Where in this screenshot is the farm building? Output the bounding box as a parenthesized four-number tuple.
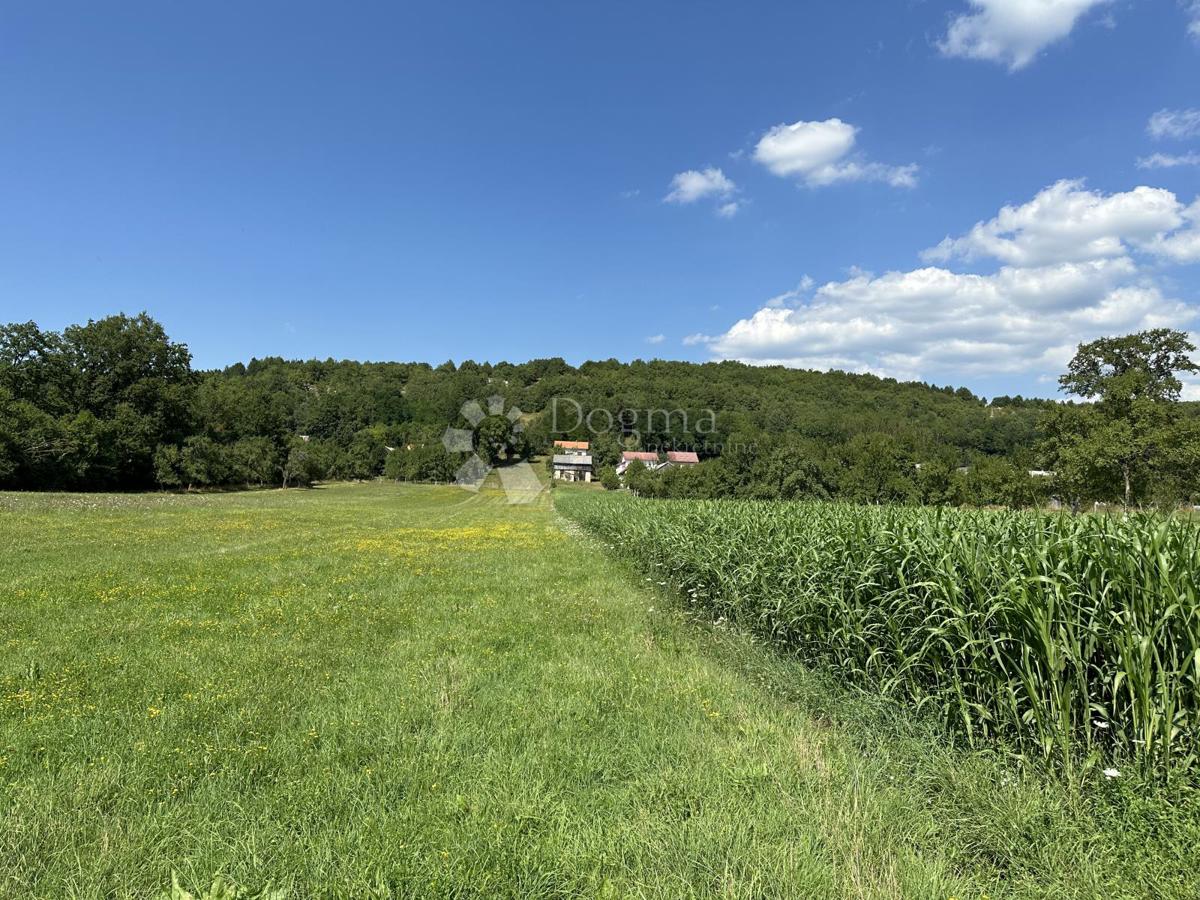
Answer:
(616, 451, 663, 476)
(664, 450, 700, 467)
(553, 453, 593, 482)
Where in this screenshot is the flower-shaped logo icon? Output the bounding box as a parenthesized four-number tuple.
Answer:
(441, 396, 543, 503)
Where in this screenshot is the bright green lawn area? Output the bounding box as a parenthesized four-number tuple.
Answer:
(1, 482, 1195, 898)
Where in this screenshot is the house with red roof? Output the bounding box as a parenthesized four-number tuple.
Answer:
(664, 450, 700, 467)
(553, 440, 590, 455)
(615, 450, 663, 476)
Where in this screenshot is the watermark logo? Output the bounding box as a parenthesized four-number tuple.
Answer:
(549, 397, 718, 448)
(441, 396, 544, 503)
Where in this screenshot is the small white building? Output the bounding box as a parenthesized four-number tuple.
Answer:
(616, 451, 663, 476)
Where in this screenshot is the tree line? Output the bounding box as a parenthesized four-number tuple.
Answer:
(1, 314, 1196, 508)
(606, 330, 1200, 510)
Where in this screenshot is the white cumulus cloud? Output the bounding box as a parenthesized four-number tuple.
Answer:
(664, 167, 736, 204)
(693, 180, 1200, 385)
(753, 118, 917, 188)
(922, 180, 1194, 266)
(939, 0, 1110, 71)
(701, 263, 1191, 382)
(1147, 199, 1200, 263)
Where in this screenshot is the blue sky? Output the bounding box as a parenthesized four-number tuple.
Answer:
(2, 0, 1199, 397)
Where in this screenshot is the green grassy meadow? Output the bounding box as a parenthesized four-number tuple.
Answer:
(1, 482, 1197, 898)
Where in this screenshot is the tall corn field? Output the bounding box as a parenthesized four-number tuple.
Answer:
(559, 493, 1200, 777)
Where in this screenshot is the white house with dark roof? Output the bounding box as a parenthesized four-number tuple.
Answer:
(553, 453, 593, 482)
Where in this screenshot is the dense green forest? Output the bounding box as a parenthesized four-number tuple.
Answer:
(1, 314, 1196, 507)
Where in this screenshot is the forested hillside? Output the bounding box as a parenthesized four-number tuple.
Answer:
(0, 314, 1050, 495)
(5, 314, 1196, 506)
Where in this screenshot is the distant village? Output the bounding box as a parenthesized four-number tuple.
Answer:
(548, 440, 1080, 507)
(553, 439, 1054, 487)
(551, 440, 698, 483)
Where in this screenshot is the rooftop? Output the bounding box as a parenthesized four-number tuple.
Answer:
(553, 454, 593, 466)
(553, 440, 590, 450)
(666, 451, 700, 464)
(622, 451, 660, 462)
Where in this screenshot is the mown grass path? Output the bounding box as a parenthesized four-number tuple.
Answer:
(0, 483, 1193, 898)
